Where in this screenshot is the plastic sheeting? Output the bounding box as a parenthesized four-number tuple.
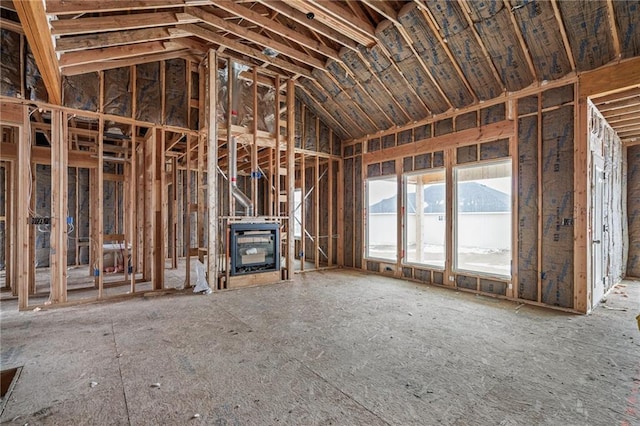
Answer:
(64, 73, 98, 111)
(558, 0, 615, 71)
(469, 5, 534, 91)
(510, 0, 572, 81)
(103, 67, 132, 118)
(627, 145, 640, 277)
(26, 48, 47, 102)
(1, 29, 21, 97)
(165, 59, 188, 127)
(136, 62, 161, 124)
(541, 105, 574, 308)
(613, 0, 640, 58)
(0, 165, 5, 269)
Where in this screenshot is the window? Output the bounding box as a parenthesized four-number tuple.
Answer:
(366, 177, 397, 261)
(454, 160, 512, 277)
(405, 170, 446, 268)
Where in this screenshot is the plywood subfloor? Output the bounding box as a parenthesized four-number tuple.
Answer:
(0, 270, 638, 425)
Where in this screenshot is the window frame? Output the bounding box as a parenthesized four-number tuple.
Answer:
(364, 175, 399, 262)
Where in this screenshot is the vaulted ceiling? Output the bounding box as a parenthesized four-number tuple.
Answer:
(3, 0, 640, 142)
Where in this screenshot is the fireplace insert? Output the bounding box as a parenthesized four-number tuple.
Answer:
(229, 223, 280, 276)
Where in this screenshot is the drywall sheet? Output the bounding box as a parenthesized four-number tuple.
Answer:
(517, 115, 538, 301)
(1, 29, 20, 97)
(558, 0, 615, 71)
(103, 67, 132, 118)
(510, 0, 572, 81)
(395, 6, 474, 108)
(136, 62, 161, 124)
(627, 145, 640, 277)
(26, 48, 47, 102)
(471, 7, 534, 91)
(165, 59, 188, 128)
(541, 105, 574, 308)
(354, 156, 363, 269)
(344, 157, 354, 267)
(63, 74, 98, 111)
(613, 0, 640, 58)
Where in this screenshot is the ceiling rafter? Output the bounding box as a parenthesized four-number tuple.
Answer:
(14, 0, 61, 104)
(50, 11, 198, 36)
(304, 79, 369, 136)
(186, 6, 325, 70)
(59, 40, 186, 68)
(502, 0, 538, 81)
(352, 50, 412, 124)
(458, 1, 505, 95)
(296, 86, 351, 138)
(413, 1, 478, 104)
(213, 1, 340, 62)
(178, 23, 312, 78)
(606, 0, 622, 59)
(287, 0, 376, 47)
(550, 0, 576, 72)
(256, 0, 359, 52)
(61, 49, 195, 76)
(320, 66, 387, 130)
(45, 0, 211, 15)
(55, 27, 190, 53)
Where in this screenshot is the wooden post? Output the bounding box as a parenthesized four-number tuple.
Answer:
(328, 159, 333, 266)
(50, 109, 68, 303)
(574, 84, 589, 312)
(396, 157, 402, 274)
(130, 133, 137, 292)
(143, 130, 153, 282)
(184, 135, 191, 288)
(286, 79, 295, 280)
(227, 61, 234, 218)
(97, 117, 104, 298)
(314, 155, 319, 269)
(337, 158, 344, 267)
(251, 67, 259, 216)
(300, 152, 305, 271)
(153, 128, 165, 290)
(171, 155, 178, 269)
(207, 50, 218, 289)
(415, 174, 424, 264)
(17, 106, 31, 309)
(445, 147, 455, 287)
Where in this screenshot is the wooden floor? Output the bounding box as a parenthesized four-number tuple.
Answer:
(0, 269, 638, 425)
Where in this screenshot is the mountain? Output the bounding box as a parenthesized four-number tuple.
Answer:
(369, 182, 510, 213)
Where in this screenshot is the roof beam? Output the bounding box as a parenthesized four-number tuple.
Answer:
(55, 27, 190, 53)
(61, 49, 194, 76)
(287, 0, 376, 47)
(256, 1, 359, 51)
(502, 0, 538, 80)
(59, 40, 186, 68)
(45, 0, 211, 15)
(550, 0, 576, 72)
(178, 23, 313, 78)
(50, 11, 198, 36)
(213, 1, 340, 62)
(606, 0, 622, 59)
(186, 6, 325, 70)
(14, 0, 61, 104)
